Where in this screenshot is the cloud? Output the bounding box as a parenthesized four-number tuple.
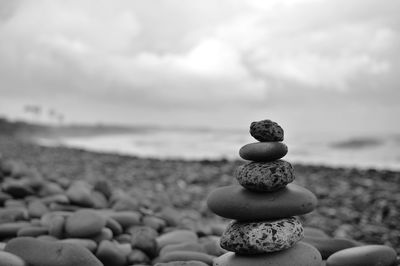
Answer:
(0, 0, 399, 126)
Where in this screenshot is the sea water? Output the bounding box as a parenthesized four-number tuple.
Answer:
(37, 127, 400, 171)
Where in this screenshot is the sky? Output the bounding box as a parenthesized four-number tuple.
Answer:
(0, 0, 399, 134)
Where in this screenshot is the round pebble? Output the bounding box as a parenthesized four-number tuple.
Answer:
(156, 251, 214, 265)
(236, 160, 295, 192)
(239, 142, 288, 162)
(220, 217, 304, 254)
(250, 119, 284, 142)
(59, 238, 97, 252)
(326, 245, 397, 266)
(5, 237, 102, 266)
(65, 209, 106, 238)
(96, 240, 127, 266)
(157, 230, 198, 249)
(128, 249, 150, 265)
(207, 184, 317, 221)
(214, 242, 322, 266)
(302, 236, 360, 259)
(130, 226, 158, 258)
(0, 250, 26, 266)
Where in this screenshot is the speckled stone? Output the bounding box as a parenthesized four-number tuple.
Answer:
(250, 119, 284, 142)
(220, 217, 304, 254)
(207, 184, 317, 221)
(239, 142, 288, 162)
(214, 242, 322, 266)
(236, 160, 294, 192)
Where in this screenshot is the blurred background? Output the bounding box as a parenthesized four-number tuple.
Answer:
(1, 0, 399, 169)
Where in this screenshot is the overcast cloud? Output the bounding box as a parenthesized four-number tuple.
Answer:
(0, 0, 399, 131)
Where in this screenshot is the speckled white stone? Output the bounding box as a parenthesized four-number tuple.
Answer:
(220, 217, 304, 254)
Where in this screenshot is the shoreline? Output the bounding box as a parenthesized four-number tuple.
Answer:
(0, 136, 399, 255)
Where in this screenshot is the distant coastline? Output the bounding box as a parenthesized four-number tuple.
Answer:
(2, 117, 400, 171)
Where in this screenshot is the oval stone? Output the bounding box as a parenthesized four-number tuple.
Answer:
(207, 184, 317, 221)
(302, 237, 360, 259)
(214, 242, 322, 266)
(156, 230, 198, 249)
(5, 237, 102, 266)
(239, 142, 288, 162)
(0, 250, 26, 266)
(220, 217, 303, 254)
(156, 251, 215, 265)
(326, 245, 397, 266)
(235, 160, 295, 192)
(65, 209, 106, 238)
(250, 119, 284, 142)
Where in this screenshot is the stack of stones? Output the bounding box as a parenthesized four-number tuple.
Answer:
(207, 119, 322, 266)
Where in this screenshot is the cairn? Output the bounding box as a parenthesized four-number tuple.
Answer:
(208, 119, 322, 265)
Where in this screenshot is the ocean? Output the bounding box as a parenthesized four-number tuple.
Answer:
(37, 127, 400, 171)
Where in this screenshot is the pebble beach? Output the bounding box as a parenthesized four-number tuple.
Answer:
(0, 136, 399, 265)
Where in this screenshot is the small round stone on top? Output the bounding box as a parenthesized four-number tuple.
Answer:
(220, 217, 304, 254)
(236, 160, 294, 192)
(250, 119, 284, 142)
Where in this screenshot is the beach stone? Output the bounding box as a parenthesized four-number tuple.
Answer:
(304, 227, 330, 238)
(17, 226, 48, 237)
(5, 237, 102, 266)
(128, 249, 151, 265)
(59, 238, 97, 252)
(105, 217, 123, 236)
(2, 180, 34, 198)
(41, 194, 70, 205)
(143, 215, 167, 232)
(0, 208, 27, 223)
(27, 200, 49, 218)
(129, 226, 158, 258)
(39, 182, 64, 196)
(236, 160, 295, 192)
(239, 142, 288, 162)
(250, 119, 284, 142)
(48, 203, 81, 212)
(220, 217, 304, 254)
(66, 181, 94, 207)
(107, 211, 141, 229)
(0, 250, 26, 266)
(214, 242, 322, 266)
(96, 240, 127, 266)
(155, 262, 208, 266)
(48, 214, 65, 238)
(326, 245, 397, 266)
(115, 233, 131, 243)
(93, 179, 113, 199)
(158, 207, 181, 227)
(112, 196, 140, 212)
(91, 191, 109, 209)
(0, 222, 30, 238)
(199, 236, 227, 256)
(4, 200, 25, 208)
(302, 236, 360, 259)
(0, 192, 12, 205)
(157, 230, 199, 249)
(160, 242, 206, 256)
(91, 227, 113, 243)
(40, 211, 72, 226)
(156, 251, 215, 265)
(65, 209, 106, 238)
(207, 184, 317, 221)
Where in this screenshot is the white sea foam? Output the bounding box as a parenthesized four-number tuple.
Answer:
(36, 128, 400, 171)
